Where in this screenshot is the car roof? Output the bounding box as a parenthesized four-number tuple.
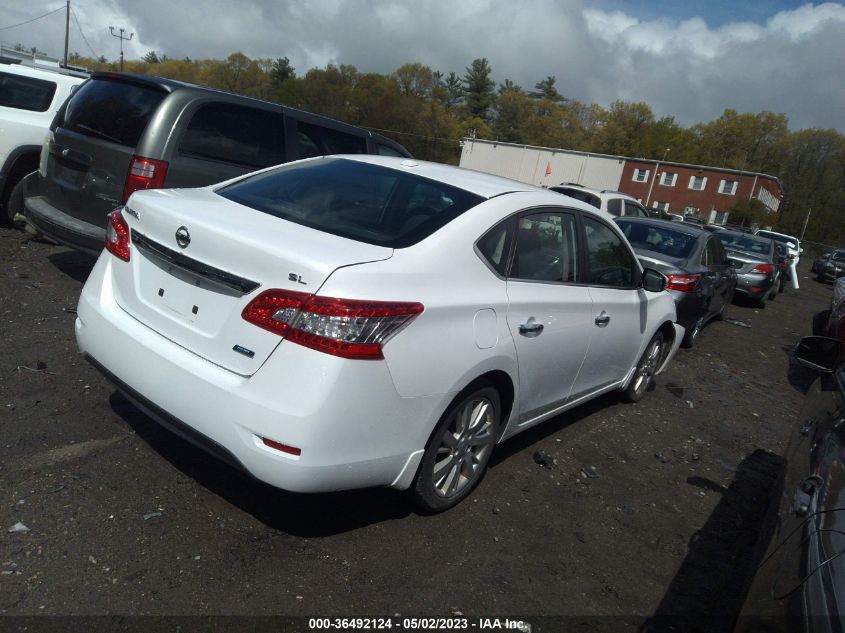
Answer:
(1, 59, 87, 83)
(615, 215, 706, 236)
(554, 183, 637, 201)
(756, 229, 799, 241)
(339, 155, 541, 199)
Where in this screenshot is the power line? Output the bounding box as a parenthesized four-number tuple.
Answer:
(363, 126, 461, 145)
(0, 6, 64, 31)
(69, 5, 99, 59)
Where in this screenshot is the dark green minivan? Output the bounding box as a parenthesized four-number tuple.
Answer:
(23, 72, 411, 253)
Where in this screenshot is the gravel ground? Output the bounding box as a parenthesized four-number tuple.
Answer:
(0, 228, 831, 630)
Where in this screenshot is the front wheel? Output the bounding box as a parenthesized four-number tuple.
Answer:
(412, 384, 501, 513)
(623, 332, 664, 403)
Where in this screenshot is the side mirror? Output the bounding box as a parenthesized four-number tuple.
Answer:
(641, 268, 667, 292)
(794, 336, 843, 373)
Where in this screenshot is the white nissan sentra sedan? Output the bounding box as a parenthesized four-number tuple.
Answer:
(76, 155, 684, 512)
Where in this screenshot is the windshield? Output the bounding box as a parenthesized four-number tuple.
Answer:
(717, 232, 772, 255)
(217, 158, 485, 248)
(617, 220, 697, 259)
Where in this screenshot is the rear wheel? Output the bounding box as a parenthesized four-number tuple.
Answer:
(4, 177, 26, 229)
(412, 384, 501, 513)
(623, 332, 664, 403)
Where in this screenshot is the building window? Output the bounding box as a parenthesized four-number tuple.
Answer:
(684, 206, 698, 215)
(632, 168, 649, 182)
(659, 172, 677, 186)
(688, 175, 708, 191)
(757, 186, 780, 212)
(653, 201, 669, 211)
(718, 179, 738, 195)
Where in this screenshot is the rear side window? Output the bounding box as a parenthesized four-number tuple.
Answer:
(606, 198, 623, 216)
(217, 157, 484, 248)
(511, 212, 579, 283)
(179, 103, 286, 168)
(297, 122, 366, 158)
(59, 79, 165, 147)
(0, 72, 56, 112)
(477, 221, 513, 277)
(377, 143, 406, 157)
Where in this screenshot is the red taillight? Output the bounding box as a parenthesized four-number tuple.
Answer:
(242, 289, 424, 360)
(122, 155, 169, 203)
(666, 273, 700, 292)
(104, 208, 130, 261)
(261, 437, 301, 457)
(752, 264, 774, 274)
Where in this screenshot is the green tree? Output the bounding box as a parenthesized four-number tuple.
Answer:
(143, 51, 160, 64)
(462, 58, 495, 121)
(532, 76, 563, 103)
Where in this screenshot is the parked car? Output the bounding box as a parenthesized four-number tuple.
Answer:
(737, 335, 845, 632)
(812, 277, 845, 343)
(23, 72, 410, 254)
(549, 183, 648, 220)
(811, 252, 832, 274)
(616, 217, 736, 347)
(75, 156, 683, 512)
(715, 230, 780, 307)
(816, 249, 845, 284)
(0, 58, 86, 226)
(755, 229, 801, 268)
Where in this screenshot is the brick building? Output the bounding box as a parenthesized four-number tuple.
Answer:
(620, 159, 783, 222)
(459, 139, 783, 224)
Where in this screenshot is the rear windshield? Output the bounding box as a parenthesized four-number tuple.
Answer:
(617, 220, 697, 259)
(0, 71, 56, 112)
(551, 187, 600, 209)
(717, 232, 771, 255)
(217, 158, 485, 248)
(756, 230, 797, 249)
(58, 78, 166, 147)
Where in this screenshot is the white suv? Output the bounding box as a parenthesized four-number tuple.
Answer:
(0, 60, 86, 226)
(550, 183, 649, 220)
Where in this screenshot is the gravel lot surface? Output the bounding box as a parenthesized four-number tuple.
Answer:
(0, 228, 830, 628)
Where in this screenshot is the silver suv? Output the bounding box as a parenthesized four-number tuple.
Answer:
(23, 72, 411, 253)
(550, 183, 649, 220)
(0, 59, 86, 225)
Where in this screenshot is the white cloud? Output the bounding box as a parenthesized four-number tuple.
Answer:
(1, 1, 843, 131)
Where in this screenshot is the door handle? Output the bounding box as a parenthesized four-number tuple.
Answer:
(518, 318, 544, 337)
(595, 312, 611, 327)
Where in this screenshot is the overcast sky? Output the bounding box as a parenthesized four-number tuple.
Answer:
(2, 1, 843, 132)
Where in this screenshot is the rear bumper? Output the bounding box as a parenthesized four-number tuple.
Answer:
(735, 273, 774, 299)
(23, 179, 105, 254)
(76, 253, 448, 493)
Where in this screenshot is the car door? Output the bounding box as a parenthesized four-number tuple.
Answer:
(701, 236, 730, 317)
(504, 209, 593, 424)
(571, 215, 645, 397)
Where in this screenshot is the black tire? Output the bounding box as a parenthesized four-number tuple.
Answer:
(812, 310, 831, 336)
(623, 332, 664, 403)
(681, 316, 703, 348)
(4, 177, 26, 229)
(412, 384, 501, 513)
(757, 293, 767, 309)
(778, 275, 786, 293)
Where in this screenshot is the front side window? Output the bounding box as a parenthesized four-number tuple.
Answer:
(584, 217, 636, 287)
(0, 72, 57, 112)
(179, 102, 286, 168)
(688, 175, 708, 191)
(510, 211, 579, 283)
(217, 157, 483, 248)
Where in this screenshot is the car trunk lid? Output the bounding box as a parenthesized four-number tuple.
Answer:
(110, 187, 394, 376)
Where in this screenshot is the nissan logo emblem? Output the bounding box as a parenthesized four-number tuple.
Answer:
(175, 226, 191, 248)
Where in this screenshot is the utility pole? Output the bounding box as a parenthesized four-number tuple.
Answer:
(63, 0, 69, 68)
(109, 26, 133, 71)
(800, 207, 812, 241)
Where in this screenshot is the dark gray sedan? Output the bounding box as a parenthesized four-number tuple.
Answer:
(616, 217, 736, 347)
(715, 231, 779, 308)
(817, 249, 845, 283)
